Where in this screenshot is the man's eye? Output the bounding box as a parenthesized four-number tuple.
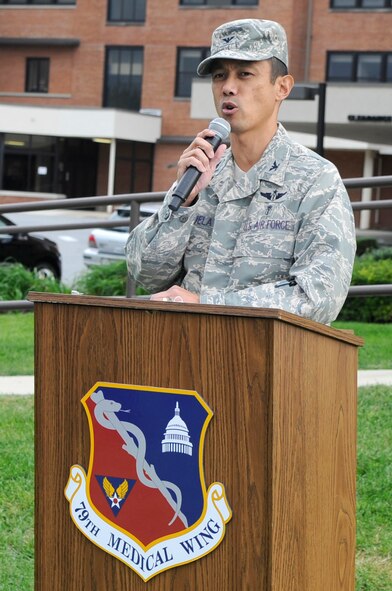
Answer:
(240, 71, 252, 77)
(212, 72, 224, 80)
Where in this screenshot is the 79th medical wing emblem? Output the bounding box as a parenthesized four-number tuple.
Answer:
(64, 383, 232, 581)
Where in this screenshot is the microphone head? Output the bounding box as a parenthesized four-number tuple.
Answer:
(208, 117, 231, 141)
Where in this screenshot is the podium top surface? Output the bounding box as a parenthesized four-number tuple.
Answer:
(28, 291, 363, 347)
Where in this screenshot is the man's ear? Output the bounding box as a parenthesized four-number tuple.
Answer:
(276, 74, 295, 101)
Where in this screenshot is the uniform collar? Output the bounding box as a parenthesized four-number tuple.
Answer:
(210, 123, 292, 203)
(252, 123, 291, 187)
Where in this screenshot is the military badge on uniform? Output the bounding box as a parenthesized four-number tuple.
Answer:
(65, 383, 231, 581)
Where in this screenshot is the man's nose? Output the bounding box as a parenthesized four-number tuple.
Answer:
(222, 75, 237, 95)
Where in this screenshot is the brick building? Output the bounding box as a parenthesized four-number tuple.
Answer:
(0, 0, 391, 227)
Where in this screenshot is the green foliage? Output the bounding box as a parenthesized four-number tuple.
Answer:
(356, 385, 392, 589)
(0, 260, 147, 301)
(0, 312, 34, 375)
(356, 560, 392, 591)
(0, 396, 34, 591)
(332, 321, 392, 369)
(356, 238, 379, 257)
(0, 262, 70, 301)
(352, 256, 392, 285)
(360, 246, 392, 262)
(338, 248, 392, 323)
(74, 261, 128, 296)
(73, 261, 148, 296)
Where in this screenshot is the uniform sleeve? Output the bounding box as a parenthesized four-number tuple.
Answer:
(200, 169, 356, 325)
(125, 187, 198, 293)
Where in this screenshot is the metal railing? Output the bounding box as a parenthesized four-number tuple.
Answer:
(0, 175, 391, 311)
(0, 192, 166, 235)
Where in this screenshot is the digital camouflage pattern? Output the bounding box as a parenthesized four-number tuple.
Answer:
(197, 19, 289, 76)
(126, 124, 356, 325)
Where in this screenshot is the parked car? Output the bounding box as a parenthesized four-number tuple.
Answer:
(83, 202, 161, 267)
(0, 214, 62, 279)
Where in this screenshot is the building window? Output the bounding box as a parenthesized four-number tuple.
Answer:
(104, 46, 143, 111)
(108, 0, 146, 23)
(25, 58, 50, 93)
(176, 47, 209, 98)
(1, 135, 100, 197)
(114, 140, 154, 194)
(357, 53, 383, 81)
(0, 0, 75, 4)
(2, 134, 56, 192)
(327, 52, 392, 82)
(180, 0, 257, 5)
(330, 0, 391, 8)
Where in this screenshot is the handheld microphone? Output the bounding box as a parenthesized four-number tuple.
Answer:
(168, 118, 231, 212)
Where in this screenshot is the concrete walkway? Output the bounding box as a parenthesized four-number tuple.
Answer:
(357, 370, 392, 387)
(0, 375, 35, 395)
(1, 371, 392, 395)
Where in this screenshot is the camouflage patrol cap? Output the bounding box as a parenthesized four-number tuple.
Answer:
(197, 19, 289, 76)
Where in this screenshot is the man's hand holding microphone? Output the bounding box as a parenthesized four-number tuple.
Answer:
(150, 118, 230, 303)
(168, 118, 230, 211)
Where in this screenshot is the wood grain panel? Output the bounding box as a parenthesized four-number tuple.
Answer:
(270, 323, 357, 591)
(32, 295, 360, 591)
(34, 302, 272, 591)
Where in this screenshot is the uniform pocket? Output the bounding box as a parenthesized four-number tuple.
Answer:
(233, 229, 295, 260)
(230, 231, 296, 286)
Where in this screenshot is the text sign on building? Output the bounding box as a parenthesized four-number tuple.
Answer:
(348, 115, 392, 122)
(65, 382, 231, 581)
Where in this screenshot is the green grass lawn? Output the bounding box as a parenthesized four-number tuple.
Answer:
(355, 385, 392, 590)
(0, 313, 34, 375)
(0, 396, 34, 591)
(333, 321, 392, 370)
(0, 313, 391, 375)
(0, 386, 391, 590)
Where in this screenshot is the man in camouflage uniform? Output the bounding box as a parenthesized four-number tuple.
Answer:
(126, 19, 356, 325)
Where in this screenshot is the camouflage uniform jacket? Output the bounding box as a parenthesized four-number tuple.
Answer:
(126, 124, 356, 324)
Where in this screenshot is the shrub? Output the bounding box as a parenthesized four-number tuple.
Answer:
(356, 237, 379, 257)
(338, 250, 392, 323)
(360, 246, 392, 262)
(73, 261, 149, 297)
(0, 262, 70, 301)
(74, 261, 128, 296)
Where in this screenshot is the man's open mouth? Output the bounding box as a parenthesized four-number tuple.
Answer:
(222, 102, 238, 114)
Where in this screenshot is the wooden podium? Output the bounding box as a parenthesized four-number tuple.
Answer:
(29, 293, 362, 591)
